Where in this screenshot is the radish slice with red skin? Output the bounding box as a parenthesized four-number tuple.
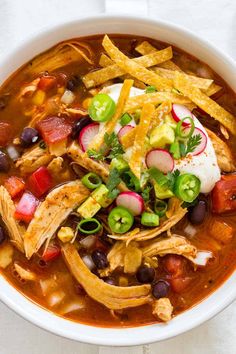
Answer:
(78, 123, 99, 152)
(118, 125, 134, 141)
(172, 104, 193, 126)
(116, 191, 144, 216)
(183, 127, 207, 156)
(146, 149, 174, 173)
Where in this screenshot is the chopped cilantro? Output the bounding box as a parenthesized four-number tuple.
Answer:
(141, 185, 152, 202)
(145, 85, 157, 93)
(104, 132, 124, 159)
(87, 148, 105, 161)
(149, 167, 180, 191)
(186, 134, 202, 155)
(106, 168, 121, 199)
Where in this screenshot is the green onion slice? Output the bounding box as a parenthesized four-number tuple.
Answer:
(120, 113, 132, 126)
(81, 172, 102, 189)
(77, 218, 102, 234)
(176, 117, 195, 139)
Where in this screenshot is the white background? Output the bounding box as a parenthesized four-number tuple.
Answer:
(0, 0, 235, 353)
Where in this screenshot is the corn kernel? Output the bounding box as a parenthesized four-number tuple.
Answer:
(82, 97, 92, 110)
(118, 276, 129, 287)
(32, 90, 46, 106)
(57, 227, 74, 243)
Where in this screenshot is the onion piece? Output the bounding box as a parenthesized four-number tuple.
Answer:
(0, 243, 13, 269)
(61, 90, 75, 105)
(47, 290, 66, 307)
(82, 255, 95, 270)
(184, 224, 197, 238)
(60, 298, 86, 314)
(192, 251, 213, 266)
(146, 149, 174, 173)
(14, 262, 36, 281)
(116, 191, 144, 216)
(6, 145, 20, 161)
(80, 235, 96, 249)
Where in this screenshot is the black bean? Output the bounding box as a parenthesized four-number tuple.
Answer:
(91, 249, 108, 269)
(188, 200, 207, 225)
(66, 76, 81, 91)
(0, 226, 6, 244)
(20, 127, 39, 147)
(136, 265, 155, 284)
(0, 151, 10, 172)
(152, 280, 170, 299)
(71, 116, 92, 139)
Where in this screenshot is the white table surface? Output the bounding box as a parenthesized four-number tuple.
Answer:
(0, 0, 235, 353)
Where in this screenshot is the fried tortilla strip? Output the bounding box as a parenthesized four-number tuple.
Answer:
(62, 243, 151, 310)
(102, 35, 172, 91)
(16, 144, 53, 175)
(108, 206, 187, 242)
(124, 91, 190, 112)
(206, 128, 235, 172)
(87, 79, 133, 152)
(83, 46, 172, 88)
(121, 101, 172, 149)
(0, 186, 25, 252)
(135, 41, 182, 71)
(24, 181, 90, 259)
(129, 103, 154, 178)
(142, 235, 197, 262)
(152, 298, 173, 322)
(174, 72, 236, 135)
(203, 83, 222, 97)
(152, 67, 213, 90)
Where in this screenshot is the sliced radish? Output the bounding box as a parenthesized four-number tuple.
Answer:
(146, 149, 174, 173)
(116, 191, 144, 216)
(118, 125, 134, 141)
(78, 123, 99, 151)
(172, 104, 193, 126)
(183, 127, 207, 156)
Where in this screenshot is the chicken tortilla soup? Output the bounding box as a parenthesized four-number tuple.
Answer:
(0, 34, 235, 327)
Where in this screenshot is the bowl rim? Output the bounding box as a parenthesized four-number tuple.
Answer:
(0, 13, 236, 346)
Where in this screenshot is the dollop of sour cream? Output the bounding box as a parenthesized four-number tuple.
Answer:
(102, 83, 221, 194)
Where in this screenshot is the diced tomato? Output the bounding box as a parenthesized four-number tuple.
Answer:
(4, 176, 25, 198)
(169, 277, 192, 293)
(163, 254, 185, 277)
(42, 243, 61, 262)
(0, 122, 11, 146)
(28, 166, 52, 197)
(211, 174, 236, 214)
(37, 116, 72, 144)
(15, 192, 39, 223)
(38, 76, 57, 91)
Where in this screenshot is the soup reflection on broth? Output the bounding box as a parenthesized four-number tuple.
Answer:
(0, 34, 235, 327)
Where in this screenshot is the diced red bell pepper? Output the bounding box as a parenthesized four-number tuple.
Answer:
(0, 122, 11, 146)
(42, 243, 61, 262)
(37, 116, 72, 144)
(38, 75, 57, 91)
(211, 174, 236, 214)
(28, 166, 52, 197)
(4, 176, 25, 198)
(15, 192, 39, 223)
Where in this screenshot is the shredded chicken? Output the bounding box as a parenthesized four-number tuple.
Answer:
(101, 241, 142, 276)
(206, 128, 235, 172)
(0, 186, 25, 252)
(16, 144, 53, 175)
(14, 262, 37, 281)
(141, 235, 197, 262)
(62, 243, 151, 310)
(152, 298, 173, 322)
(47, 157, 70, 182)
(108, 206, 187, 243)
(19, 78, 40, 100)
(24, 180, 89, 259)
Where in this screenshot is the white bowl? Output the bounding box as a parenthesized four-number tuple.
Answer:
(0, 15, 235, 346)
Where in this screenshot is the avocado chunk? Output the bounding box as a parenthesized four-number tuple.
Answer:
(77, 196, 101, 218)
(150, 123, 175, 148)
(91, 184, 113, 208)
(110, 157, 129, 174)
(154, 181, 174, 199)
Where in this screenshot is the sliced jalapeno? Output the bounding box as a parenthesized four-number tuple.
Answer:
(154, 199, 168, 217)
(174, 173, 201, 202)
(108, 206, 134, 234)
(176, 117, 195, 139)
(77, 218, 102, 234)
(88, 93, 116, 122)
(81, 172, 102, 189)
